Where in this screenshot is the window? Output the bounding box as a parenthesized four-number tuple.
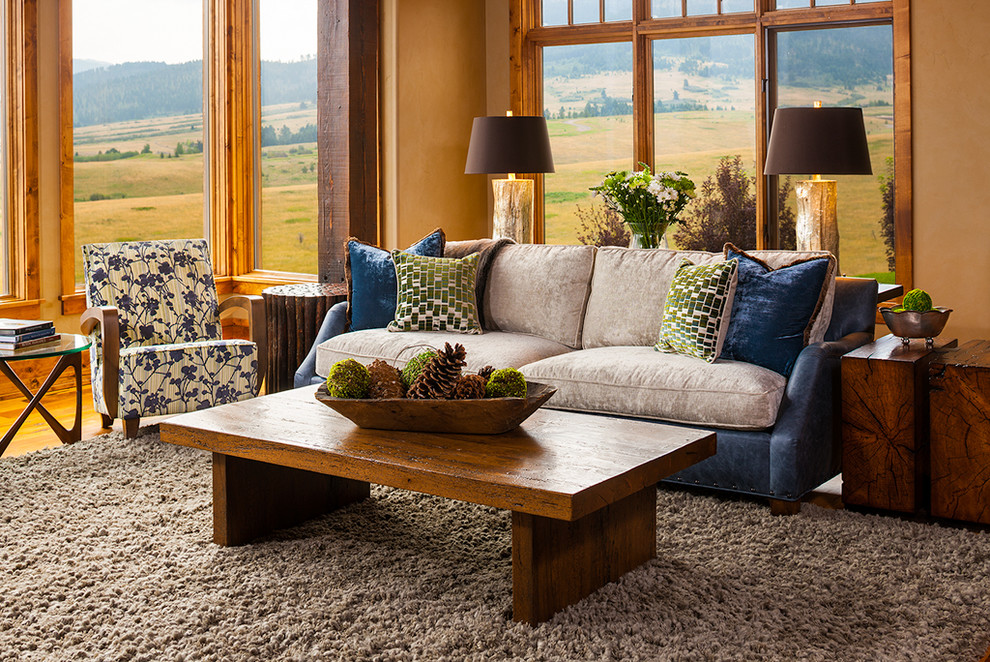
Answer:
(774, 24, 894, 280)
(517, 0, 910, 283)
(257, 0, 318, 274)
(70, 0, 206, 286)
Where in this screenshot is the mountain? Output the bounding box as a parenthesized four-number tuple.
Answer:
(72, 59, 317, 127)
(73, 58, 113, 74)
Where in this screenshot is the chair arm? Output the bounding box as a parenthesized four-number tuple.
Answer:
(80, 306, 120, 419)
(219, 295, 267, 389)
(769, 330, 873, 499)
(294, 300, 349, 388)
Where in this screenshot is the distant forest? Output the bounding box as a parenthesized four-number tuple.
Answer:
(73, 58, 316, 127)
(543, 28, 892, 88)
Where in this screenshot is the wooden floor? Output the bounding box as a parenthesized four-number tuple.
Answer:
(1, 380, 111, 456)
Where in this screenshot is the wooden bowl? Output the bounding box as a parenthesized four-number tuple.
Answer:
(314, 381, 557, 435)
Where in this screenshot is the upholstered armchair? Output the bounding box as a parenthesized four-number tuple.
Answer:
(80, 239, 266, 438)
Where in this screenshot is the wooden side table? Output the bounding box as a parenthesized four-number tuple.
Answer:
(0, 334, 92, 457)
(840, 334, 956, 512)
(262, 283, 347, 393)
(929, 340, 990, 524)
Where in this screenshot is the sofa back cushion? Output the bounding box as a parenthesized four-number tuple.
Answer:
(483, 244, 596, 349)
(582, 247, 721, 348)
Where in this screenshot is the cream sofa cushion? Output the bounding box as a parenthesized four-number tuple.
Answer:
(483, 244, 596, 349)
(582, 247, 723, 348)
(521, 346, 787, 430)
(581, 246, 836, 348)
(315, 328, 574, 378)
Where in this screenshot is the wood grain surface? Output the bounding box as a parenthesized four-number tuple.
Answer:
(161, 385, 716, 523)
(929, 340, 990, 524)
(841, 334, 956, 512)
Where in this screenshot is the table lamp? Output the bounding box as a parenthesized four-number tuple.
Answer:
(465, 113, 554, 243)
(764, 104, 872, 266)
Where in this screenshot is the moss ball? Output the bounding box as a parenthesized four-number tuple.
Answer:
(401, 350, 438, 388)
(485, 368, 527, 398)
(326, 358, 371, 398)
(902, 288, 933, 312)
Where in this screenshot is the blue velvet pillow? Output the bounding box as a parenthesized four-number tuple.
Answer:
(344, 229, 445, 330)
(721, 245, 831, 376)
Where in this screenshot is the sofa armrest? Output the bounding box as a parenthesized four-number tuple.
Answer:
(768, 330, 873, 499)
(80, 306, 120, 418)
(219, 294, 267, 389)
(293, 300, 349, 388)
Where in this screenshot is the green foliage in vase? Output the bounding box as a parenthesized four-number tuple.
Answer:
(589, 164, 695, 249)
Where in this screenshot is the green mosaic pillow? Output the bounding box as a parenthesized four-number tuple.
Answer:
(388, 251, 483, 334)
(655, 258, 738, 362)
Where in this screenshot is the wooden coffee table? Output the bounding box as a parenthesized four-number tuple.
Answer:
(160, 385, 715, 624)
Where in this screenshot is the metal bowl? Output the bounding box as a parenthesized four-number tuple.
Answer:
(880, 306, 952, 347)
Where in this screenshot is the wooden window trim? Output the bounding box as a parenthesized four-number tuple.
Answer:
(2, 0, 41, 318)
(512, 0, 912, 286)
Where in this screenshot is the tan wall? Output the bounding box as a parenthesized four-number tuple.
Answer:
(912, 0, 990, 342)
(382, 0, 496, 249)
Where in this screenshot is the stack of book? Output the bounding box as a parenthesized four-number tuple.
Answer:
(0, 319, 61, 352)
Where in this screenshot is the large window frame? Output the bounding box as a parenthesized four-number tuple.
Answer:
(511, 0, 913, 286)
(0, 0, 40, 318)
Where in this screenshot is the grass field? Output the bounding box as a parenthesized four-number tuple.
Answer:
(73, 104, 319, 281)
(544, 108, 894, 279)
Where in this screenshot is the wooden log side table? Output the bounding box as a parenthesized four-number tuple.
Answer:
(0, 334, 92, 457)
(840, 334, 957, 513)
(929, 340, 990, 524)
(262, 283, 347, 393)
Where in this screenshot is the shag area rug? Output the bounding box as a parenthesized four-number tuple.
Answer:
(1, 430, 989, 662)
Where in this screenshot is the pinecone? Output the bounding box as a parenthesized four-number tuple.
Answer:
(450, 374, 486, 400)
(407, 342, 467, 399)
(477, 365, 495, 381)
(367, 359, 405, 399)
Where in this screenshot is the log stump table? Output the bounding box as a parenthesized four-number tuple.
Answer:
(840, 334, 957, 513)
(262, 283, 347, 393)
(929, 340, 990, 525)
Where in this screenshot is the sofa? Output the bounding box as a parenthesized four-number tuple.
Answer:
(295, 239, 878, 511)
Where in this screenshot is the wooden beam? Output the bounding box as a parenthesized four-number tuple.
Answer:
(318, 0, 380, 283)
(892, 0, 912, 289)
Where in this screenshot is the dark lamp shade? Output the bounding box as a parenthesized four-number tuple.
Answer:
(464, 116, 555, 175)
(764, 107, 872, 176)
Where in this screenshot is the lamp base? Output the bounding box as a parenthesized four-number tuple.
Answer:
(795, 179, 838, 264)
(492, 179, 533, 244)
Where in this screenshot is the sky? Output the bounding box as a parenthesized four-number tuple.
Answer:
(73, 0, 316, 65)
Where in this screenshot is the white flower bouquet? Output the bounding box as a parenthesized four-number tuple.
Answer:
(590, 165, 695, 249)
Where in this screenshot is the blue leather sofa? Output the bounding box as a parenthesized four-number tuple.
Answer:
(295, 241, 877, 512)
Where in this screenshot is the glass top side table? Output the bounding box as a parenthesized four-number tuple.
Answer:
(1, 334, 92, 457)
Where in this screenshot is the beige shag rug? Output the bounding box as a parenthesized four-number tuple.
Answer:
(1, 429, 988, 661)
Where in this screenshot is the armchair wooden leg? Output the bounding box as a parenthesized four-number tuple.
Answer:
(100, 413, 114, 429)
(770, 498, 802, 516)
(123, 418, 140, 439)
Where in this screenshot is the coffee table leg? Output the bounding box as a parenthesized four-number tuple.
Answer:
(212, 453, 370, 546)
(511, 485, 657, 625)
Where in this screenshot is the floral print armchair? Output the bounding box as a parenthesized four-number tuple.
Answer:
(80, 239, 266, 438)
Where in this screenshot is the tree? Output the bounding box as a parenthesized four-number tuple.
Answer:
(141, 143, 151, 154)
(575, 204, 630, 247)
(673, 155, 796, 252)
(878, 157, 895, 271)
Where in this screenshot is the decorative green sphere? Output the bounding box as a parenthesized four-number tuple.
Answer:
(485, 368, 527, 398)
(401, 350, 438, 388)
(902, 288, 933, 312)
(326, 358, 371, 398)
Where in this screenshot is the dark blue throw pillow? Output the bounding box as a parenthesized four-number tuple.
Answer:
(344, 229, 445, 330)
(721, 246, 831, 376)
